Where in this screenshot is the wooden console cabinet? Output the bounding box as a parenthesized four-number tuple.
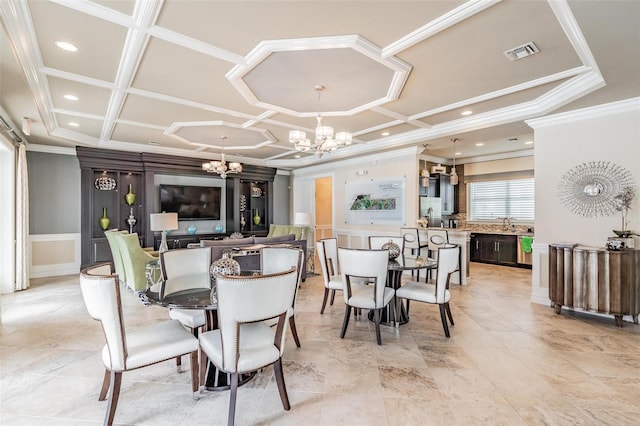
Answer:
(548, 244, 639, 326)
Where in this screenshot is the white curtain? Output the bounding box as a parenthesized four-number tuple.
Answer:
(15, 143, 29, 290)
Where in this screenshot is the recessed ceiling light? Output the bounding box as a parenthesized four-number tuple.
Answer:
(381, 132, 390, 136)
(148, 141, 160, 146)
(55, 41, 78, 52)
(524, 141, 533, 145)
(294, 155, 301, 159)
(455, 152, 461, 156)
(475, 142, 484, 146)
(461, 110, 472, 116)
(64, 94, 78, 101)
(68, 122, 79, 127)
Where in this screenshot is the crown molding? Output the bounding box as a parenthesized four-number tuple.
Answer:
(526, 97, 640, 129)
(26, 144, 76, 156)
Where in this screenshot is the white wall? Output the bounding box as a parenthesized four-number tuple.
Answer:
(293, 147, 420, 247)
(527, 98, 640, 304)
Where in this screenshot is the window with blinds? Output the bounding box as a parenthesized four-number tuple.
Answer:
(469, 178, 534, 221)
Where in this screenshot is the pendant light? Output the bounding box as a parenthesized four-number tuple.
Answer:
(450, 138, 459, 186)
(420, 144, 430, 187)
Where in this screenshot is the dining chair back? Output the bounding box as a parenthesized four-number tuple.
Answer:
(400, 228, 421, 254)
(261, 246, 304, 347)
(316, 238, 344, 314)
(368, 235, 405, 252)
(198, 268, 298, 426)
(337, 248, 393, 345)
(80, 263, 199, 426)
(160, 247, 211, 280)
(427, 229, 449, 253)
(395, 245, 460, 337)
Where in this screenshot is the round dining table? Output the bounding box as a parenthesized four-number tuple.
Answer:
(370, 254, 437, 326)
(143, 272, 255, 391)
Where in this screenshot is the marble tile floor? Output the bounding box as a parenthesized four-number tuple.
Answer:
(1, 262, 639, 425)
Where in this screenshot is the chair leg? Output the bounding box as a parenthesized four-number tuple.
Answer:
(340, 305, 352, 339)
(104, 371, 122, 426)
(289, 315, 301, 348)
(320, 288, 330, 314)
(98, 369, 110, 401)
(439, 304, 450, 338)
(330, 289, 336, 305)
(176, 355, 182, 372)
(445, 302, 454, 326)
(189, 350, 199, 394)
(373, 309, 382, 345)
(228, 372, 239, 426)
(406, 299, 411, 316)
(199, 347, 208, 391)
(273, 358, 291, 411)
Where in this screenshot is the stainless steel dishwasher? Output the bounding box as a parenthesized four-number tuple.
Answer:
(517, 235, 533, 265)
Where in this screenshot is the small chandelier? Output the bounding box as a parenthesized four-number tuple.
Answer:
(202, 137, 242, 179)
(450, 138, 459, 186)
(289, 85, 352, 156)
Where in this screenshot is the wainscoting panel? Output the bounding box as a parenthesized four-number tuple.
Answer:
(30, 233, 81, 278)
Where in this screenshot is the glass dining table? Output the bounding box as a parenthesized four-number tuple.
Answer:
(143, 272, 256, 391)
(371, 254, 437, 326)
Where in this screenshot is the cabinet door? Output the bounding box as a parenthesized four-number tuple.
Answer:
(440, 175, 455, 215)
(496, 235, 517, 265)
(478, 237, 497, 263)
(470, 235, 481, 262)
(419, 177, 438, 197)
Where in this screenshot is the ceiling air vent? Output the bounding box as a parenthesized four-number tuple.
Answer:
(503, 42, 539, 61)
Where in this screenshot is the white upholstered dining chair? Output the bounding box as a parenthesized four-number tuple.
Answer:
(337, 248, 393, 345)
(160, 247, 211, 369)
(395, 245, 460, 337)
(261, 246, 304, 348)
(317, 238, 344, 314)
(80, 263, 199, 426)
(198, 268, 298, 426)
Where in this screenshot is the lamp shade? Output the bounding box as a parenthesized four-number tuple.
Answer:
(150, 212, 178, 231)
(294, 212, 312, 226)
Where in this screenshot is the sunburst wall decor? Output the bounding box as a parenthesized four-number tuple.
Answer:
(558, 161, 634, 217)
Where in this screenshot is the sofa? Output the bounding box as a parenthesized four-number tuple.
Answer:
(200, 234, 308, 281)
(267, 224, 308, 240)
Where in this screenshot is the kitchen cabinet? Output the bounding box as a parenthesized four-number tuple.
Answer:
(417, 174, 456, 214)
(470, 233, 517, 266)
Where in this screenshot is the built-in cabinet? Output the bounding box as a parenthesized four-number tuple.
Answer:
(239, 180, 269, 234)
(418, 174, 456, 214)
(77, 147, 276, 268)
(470, 233, 517, 266)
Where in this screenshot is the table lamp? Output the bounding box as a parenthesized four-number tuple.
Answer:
(294, 212, 312, 242)
(150, 212, 178, 253)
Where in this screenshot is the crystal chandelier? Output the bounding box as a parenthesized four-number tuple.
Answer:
(289, 85, 352, 156)
(202, 137, 242, 178)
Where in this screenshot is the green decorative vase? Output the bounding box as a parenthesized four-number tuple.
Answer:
(253, 209, 261, 225)
(99, 207, 110, 230)
(125, 184, 136, 205)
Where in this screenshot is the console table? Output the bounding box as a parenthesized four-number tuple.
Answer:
(548, 244, 639, 326)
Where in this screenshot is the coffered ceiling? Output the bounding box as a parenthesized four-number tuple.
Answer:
(1, 0, 639, 169)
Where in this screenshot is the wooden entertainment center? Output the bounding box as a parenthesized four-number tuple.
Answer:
(76, 147, 276, 268)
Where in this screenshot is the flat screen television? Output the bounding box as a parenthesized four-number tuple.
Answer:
(159, 184, 221, 220)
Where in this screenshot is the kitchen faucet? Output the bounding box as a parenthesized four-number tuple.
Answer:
(501, 217, 513, 231)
